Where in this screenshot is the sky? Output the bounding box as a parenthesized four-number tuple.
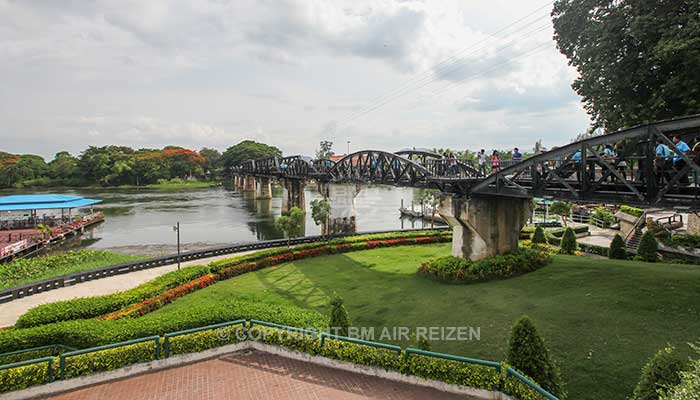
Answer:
(0, 0, 591, 160)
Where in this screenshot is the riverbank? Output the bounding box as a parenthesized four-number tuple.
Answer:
(8, 180, 220, 191)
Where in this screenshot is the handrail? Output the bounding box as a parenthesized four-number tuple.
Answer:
(59, 336, 160, 379)
(0, 357, 54, 382)
(319, 332, 402, 354)
(404, 347, 501, 371)
(506, 367, 559, 400)
(0, 227, 449, 304)
(249, 320, 318, 339)
(163, 320, 246, 358)
(2, 318, 559, 400)
(0, 344, 76, 360)
(624, 211, 647, 244)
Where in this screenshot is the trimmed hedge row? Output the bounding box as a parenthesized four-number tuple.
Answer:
(620, 205, 644, 218)
(417, 248, 552, 284)
(0, 361, 51, 393)
(16, 230, 450, 328)
(63, 341, 157, 380)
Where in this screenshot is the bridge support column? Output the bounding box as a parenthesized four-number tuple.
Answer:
(439, 194, 533, 261)
(321, 183, 360, 236)
(256, 177, 272, 199)
(243, 175, 256, 192)
(281, 179, 305, 215)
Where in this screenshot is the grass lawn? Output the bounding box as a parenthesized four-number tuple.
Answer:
(150, 243, 700, 399)
(0, 250, 143, 290)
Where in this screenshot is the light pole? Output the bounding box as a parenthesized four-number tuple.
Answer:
(347, 140, 350, 155)
(173, 222, 181, 270)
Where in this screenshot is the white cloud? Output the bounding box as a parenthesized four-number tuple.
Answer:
(0, 0, 590, 159)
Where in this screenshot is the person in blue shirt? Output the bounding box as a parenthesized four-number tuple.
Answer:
(655, 139, 672, 185)
(672, 135, 691, 184)
(655, 141, 670, 159)
(512, 148, 522, 161)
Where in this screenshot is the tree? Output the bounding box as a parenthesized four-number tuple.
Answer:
(661, 344, 700, 400)
(552, 1, 700, 131)
(36, 224, 52, 239)
(48, 152, 79, 180)
(275, 206, 305, 247)
(631, 345, 685, 400)
(316, 140, 334, 160)
(560, 227, 577, 255)
(532, 226, 547, 244)
(221, 140, 282, 171)
(329, 293, 350, 336)
(420, 189, 441, 228)
(199, 148, 222, 179)
(637, 230, 659, 262)
(609, 234, 627, 259)
(550, 201, 572, 226)
(507, 316, 565, 398)
(310, 199, 331, 239)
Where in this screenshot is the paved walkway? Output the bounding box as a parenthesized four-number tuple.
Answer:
(0, 250, 257, 327)
(47, 350, 470, 400)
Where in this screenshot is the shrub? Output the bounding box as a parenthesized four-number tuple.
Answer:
(167, 325, 246, 357)
(417, 248, 551, 284)
(637, 231, 659, 263)
(507, 316, 565, 398)
(591, 206, 615, 226)
(531, 226, 546, 244)
(17, 231, 450, 328)
(0, 361, 52, 393)
(550, 201, 572, 226)
(329, 295, 350, 336)
(621, 205, 645, 218)
(609, 234, 627, 259)
(631, 345, 685, 400)
(661, 344, 700, 400)
(63, 341, 157, 379)
(559, 227, 577, 255)
(667, 234, 700, 250)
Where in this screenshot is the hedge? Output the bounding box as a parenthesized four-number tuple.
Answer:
(417, 248, 552, 284)
(0, 362, 52, 393)
(17, 230, 450, 328)
(63, 341, 157, 379)
(620, 205, 644, 218)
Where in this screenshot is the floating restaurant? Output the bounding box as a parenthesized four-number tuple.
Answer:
(0, 194, 104, 261)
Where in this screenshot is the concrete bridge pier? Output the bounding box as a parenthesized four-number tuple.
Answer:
(256, 177, 273, 199)
(243, 175, 256, 192)
(281, 179, 305, 215)
(320, 183, 360, 236)
(438, 194, 533, 261)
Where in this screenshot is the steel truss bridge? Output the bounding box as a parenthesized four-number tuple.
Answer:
(234, 115, 700, 209)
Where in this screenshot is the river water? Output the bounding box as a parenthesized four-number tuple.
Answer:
(30, 184, 439, 255)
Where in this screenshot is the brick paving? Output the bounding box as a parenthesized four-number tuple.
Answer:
(46, 350, 473, 400)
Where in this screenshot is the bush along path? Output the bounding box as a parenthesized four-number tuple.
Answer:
(14, 231, 451, 328)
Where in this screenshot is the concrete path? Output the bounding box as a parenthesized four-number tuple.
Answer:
(47, 350, 470, 400)
(0, 250, 258, 328)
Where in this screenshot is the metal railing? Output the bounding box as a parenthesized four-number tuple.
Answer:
(0, 227, 449, 304)
(1, 318, 559, 399)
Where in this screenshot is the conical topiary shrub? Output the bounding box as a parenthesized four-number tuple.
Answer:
(637, 231, 659, 262)
(507, 316, 565, 398)
(609, 234, 627, 259)
(631, 346, 685, 400)
(559, 227, 577, 255)
(531, 226, 546, 244)
(329, 294, 350, 336)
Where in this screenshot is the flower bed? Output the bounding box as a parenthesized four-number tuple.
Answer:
(98, 235, 451, 321)
(417, 247, 552, 284)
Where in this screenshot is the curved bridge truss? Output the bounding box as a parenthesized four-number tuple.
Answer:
(233, 115, 700, 208)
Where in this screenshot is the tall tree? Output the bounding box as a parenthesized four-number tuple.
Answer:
(316, 140, 334, 160)
(199, 147, 222, 179)
(48, 152, 79, 180)
(552, 1, 700, 131)
(221, 140, 282, 172)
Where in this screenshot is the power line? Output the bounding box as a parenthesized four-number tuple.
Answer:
(332, 1, 555, 129)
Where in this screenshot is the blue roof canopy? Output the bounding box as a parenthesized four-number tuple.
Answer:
(0, 194, 102, 212)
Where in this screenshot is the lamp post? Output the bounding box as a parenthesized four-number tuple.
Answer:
(173, 222, 181, 270)
(347, 140, 351, 155)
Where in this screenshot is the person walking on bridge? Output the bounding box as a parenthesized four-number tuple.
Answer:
(512, 147, 522, 161)
(655, 139, 671, 185)
(477, 149, 487, 177)
(491, 150, 501, 172)
(672, 135, 691, 185)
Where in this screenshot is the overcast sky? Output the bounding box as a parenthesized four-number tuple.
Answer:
(0, 0, 591, 160)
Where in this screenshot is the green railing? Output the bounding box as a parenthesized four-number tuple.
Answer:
(249, 319, 318, 339)
(0, 357, 55, 382)
(404, 347, 501, 371)
(58, 336, 160, 379)
(1, 319, 559, 400)
(507, 367, 559, 400)
(163, 319, 246, 358)
(319, 332, 402, 354)
(0, 344, 76, 361)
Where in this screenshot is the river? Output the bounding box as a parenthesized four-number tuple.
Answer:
(25, 184, 440, 255)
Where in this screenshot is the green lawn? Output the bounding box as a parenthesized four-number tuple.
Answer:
(0, 250, 143, 290)
(150, 243, 700, 400)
